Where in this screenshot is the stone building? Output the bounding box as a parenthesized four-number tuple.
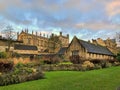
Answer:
(91, 38, 117, 55)
(65, 36, 114, 61)
(0, 36, 22, 52)
(17, 30, 48, 53)
(17, 29, 69, 53)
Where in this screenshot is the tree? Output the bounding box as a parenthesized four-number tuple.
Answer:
(48, 35, 62, 53)
(116, 52, 120, 62)
(2, 25, 16, 52)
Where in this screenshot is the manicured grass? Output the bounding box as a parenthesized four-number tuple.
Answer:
(0, 66, 120, 90)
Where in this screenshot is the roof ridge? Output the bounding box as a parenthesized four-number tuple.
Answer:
(75, 37, 114, 56)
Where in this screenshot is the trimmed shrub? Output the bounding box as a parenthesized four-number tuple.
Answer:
(94, 64, 102, 69)
(100, 60, 107, 68)
(0, 63, 44, 86)
(0, 71, 44, 86)
(81, 61, 95, 70)
(113, 62, 120, 66)
(43, 55, 61, 64)
(0, 52, 7, 58)
(105, 62, 112, 68)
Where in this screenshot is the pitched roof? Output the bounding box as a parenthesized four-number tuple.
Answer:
(58, 47, 67, 55)
(14, 44, 38, 50)
(73, 36, 114, 56)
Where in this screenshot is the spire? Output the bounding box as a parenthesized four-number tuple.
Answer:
(40, 32, 41, 36)
(32, 30, 33, 35)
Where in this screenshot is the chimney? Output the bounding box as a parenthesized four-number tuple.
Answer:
(60, 32, 62, 36)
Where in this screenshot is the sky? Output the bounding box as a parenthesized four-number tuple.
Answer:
(0, 0, 120, 41)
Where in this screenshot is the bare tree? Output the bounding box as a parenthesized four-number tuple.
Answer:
(2, 25, 16, 52)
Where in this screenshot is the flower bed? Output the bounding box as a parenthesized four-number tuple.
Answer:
(0, 63, 44, 86)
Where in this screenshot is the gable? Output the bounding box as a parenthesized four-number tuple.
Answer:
(67, 36, 85, 52)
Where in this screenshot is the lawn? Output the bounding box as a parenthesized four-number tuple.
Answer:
(0, 66, 120, 90)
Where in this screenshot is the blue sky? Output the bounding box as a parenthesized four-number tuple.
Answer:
(0, 0, 120, 41)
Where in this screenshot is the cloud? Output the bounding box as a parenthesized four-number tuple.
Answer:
(75, 22, 120, 31)
(106, 0, 120, 17)
(0, 0, 119, 41)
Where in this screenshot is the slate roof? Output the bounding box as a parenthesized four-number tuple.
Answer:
(58, 47, 67, 55)
(77, 39, 114, 56)
(14, 44, 38, 50)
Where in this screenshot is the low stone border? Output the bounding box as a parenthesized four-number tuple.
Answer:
(42, 63, 120, 71)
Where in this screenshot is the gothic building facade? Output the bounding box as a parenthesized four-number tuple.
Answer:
(17, 29, 69, 53)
